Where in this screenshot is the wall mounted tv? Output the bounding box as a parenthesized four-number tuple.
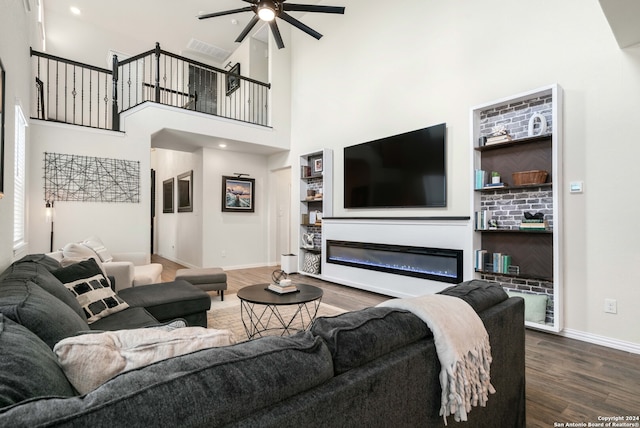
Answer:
(344, 123, 447, 209)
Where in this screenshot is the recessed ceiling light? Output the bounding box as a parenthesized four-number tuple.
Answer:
(70, 6, 81, 15)
(219, 143, 227, 148)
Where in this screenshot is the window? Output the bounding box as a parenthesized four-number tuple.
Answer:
(13, 104, 27, 251)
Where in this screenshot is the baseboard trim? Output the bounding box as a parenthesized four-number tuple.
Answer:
(560, 328, 640, 355)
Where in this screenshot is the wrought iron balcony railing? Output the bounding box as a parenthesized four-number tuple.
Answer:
(31, 43, 271, 131)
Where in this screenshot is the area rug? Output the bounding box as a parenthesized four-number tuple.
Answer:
(207, 293, 345, 342)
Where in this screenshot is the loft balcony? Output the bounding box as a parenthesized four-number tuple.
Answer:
(30, 43, 271, 131)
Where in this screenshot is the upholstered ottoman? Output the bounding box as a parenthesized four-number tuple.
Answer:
(175, 267, 228, 301)
(118, 280, 211, 327)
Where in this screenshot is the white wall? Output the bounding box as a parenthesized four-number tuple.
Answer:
(275, 0, 640, 348)
(0, 0, 43, 270)
(27, 121, 151, 254)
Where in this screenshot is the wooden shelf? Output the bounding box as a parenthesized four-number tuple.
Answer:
(476, 228, 553, 234)
(475, 134, 552, 152)
(475, 183, 552, 193)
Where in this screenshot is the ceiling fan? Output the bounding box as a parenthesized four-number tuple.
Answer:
(198, 0, 345, 49)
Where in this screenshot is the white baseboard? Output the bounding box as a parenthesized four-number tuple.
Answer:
(560, 328, 640, 355)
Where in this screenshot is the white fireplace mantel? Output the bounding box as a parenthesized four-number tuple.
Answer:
(320, 217, 473, 298)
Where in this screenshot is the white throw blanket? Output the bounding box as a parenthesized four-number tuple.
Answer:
(378, 295, 495, 425)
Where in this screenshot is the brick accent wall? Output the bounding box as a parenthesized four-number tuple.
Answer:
(479, 94, 553, 139)
(480, 186, 553, 229)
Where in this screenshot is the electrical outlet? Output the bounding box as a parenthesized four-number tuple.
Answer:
(221, 250, 227, 258)
(604, 298, 617, 314)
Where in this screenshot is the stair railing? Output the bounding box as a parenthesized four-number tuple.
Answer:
(31, 43, 271, 131)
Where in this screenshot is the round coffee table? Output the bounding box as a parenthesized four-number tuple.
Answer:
(237, 283, 323, 339)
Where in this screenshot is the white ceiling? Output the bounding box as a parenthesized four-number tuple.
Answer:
(599, 0, 640, 48)
(41, 0, 326, 155)
(43, 0, 313, 62)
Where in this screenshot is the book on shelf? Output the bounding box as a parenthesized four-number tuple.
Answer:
(474, 169, 488, 189)
(483, 182, 508, 189)
(519, 220, 549, 230)
(485, 134, 513, 145)
(267, 283, 299, 294)
(474, 250, 511, 274)
(474, 210, 492, 230)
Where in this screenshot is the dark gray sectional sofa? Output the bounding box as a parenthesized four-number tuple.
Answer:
(0, 254, 525, 427)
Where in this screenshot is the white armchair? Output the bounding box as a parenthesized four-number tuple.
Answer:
(48, 237, 162, 292)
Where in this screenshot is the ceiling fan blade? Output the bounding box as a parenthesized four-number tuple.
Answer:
(279, 11, 322, 40)
(198, 7, 253, 20)
(269, 21, 285, 49)
(235, 15, 260, 43)
(241, 0, 257, 3)
(283, 4, 345, 14)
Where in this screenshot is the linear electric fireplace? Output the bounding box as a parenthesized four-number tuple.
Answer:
(326, 240, 463, 284)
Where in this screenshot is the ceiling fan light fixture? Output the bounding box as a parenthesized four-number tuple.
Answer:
(257, 2, 276, 21)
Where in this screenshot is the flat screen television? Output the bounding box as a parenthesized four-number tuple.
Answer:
(344, 123, 446, 209)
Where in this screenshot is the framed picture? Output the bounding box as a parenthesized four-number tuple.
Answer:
(314, 158, 323, 173)
(162, 178, 174, 213)
(226, 63, 240, 96)
(177, 170, 193, 212)
(0, 57, 5, 198)
(222, 175, 255, 212)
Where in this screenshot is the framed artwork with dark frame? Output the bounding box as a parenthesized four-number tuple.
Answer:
(0, 57, 6, 198)
(177, 170, 193, 212)
(226, 63, 240, 96)
(222, 175, 255, 212)
(162, 178, 174, 213)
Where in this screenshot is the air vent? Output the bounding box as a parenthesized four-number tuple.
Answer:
(186, 38, 231, 62)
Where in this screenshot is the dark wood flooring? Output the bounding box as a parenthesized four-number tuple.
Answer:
(152, 255, 640, 427)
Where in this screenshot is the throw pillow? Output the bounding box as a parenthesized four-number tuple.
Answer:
(61, 242, 112, 288)
(0, 315, 76, 408)
(302, 253, 321, 274)
(82, 236, 114, 263)
(52, 258, 129, 324)
(507, 291, 548, 324)
(53, 326, 236, 394)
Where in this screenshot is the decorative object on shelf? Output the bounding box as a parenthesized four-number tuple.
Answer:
(222, 175, 255, 212)
(302, 233, 315, 249)
(491, 171, 501, 184)
(512, 170, 548, 186)
(177, 170, 193, 212)
(314, 158, 323, 173)
(519, 212, 548, 230)
(527, 113, 548, 137)
(302, 252, 321, 275)
(271, 269, 288, 285)
(162, 178, 174, 213)
(307, 189, 316, 200)
(484, 125, 513, 145)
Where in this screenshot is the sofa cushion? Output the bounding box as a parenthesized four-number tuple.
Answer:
(0, 277, 89, 349)
(507, 291, 548, 323)
(52, 259, 129, 324)
(88, 306, 160, 331)
(0, 257, 87, 322)
(0, 315, 77, 408)
(438, 279, 508, 313)
(54, 326, 236, 394)
(311, 307, 431, 374)
(10, 253, 62, 272)
(0, 333, 334, 427)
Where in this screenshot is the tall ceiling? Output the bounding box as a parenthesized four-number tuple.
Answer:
(41, 0, 324, 66)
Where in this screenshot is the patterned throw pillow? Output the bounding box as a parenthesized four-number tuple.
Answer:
(303, 253, 321, 274)
(52, 258, 129, 324)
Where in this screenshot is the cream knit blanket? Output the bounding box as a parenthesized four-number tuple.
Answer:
(378, 294, 495, 424)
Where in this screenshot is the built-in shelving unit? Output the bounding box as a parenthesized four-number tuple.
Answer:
(471, 84, 563, 333)
(299, 149, 333, 278)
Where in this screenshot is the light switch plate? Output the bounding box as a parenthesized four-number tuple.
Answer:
(569, 181, 583, 193)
